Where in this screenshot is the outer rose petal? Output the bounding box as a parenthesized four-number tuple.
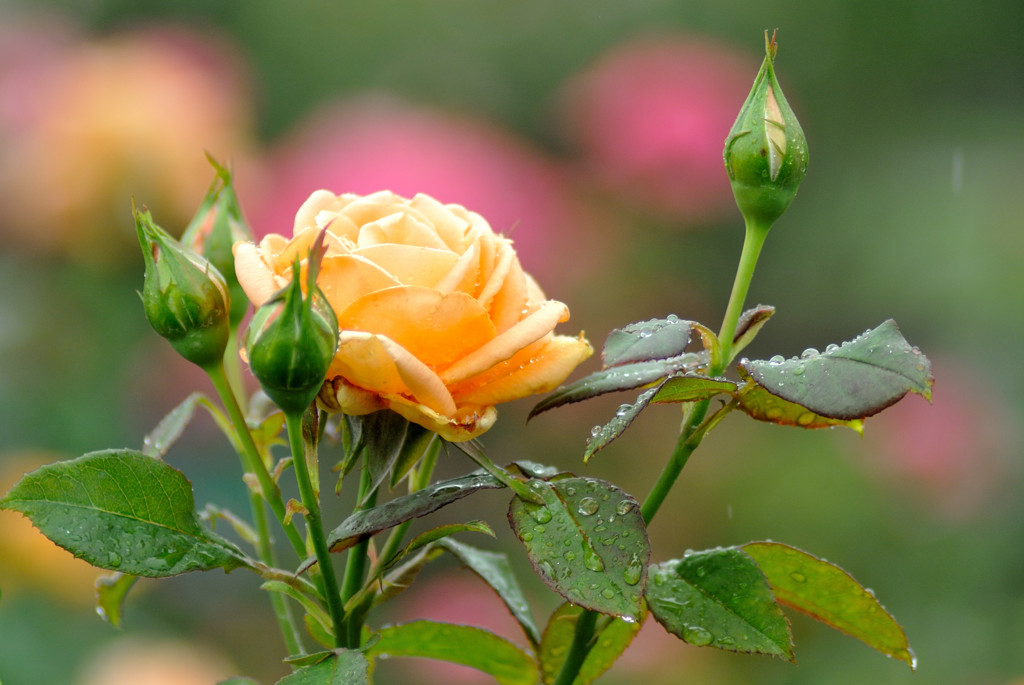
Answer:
(337, 285, 496, 369)
(439, 299, 570, 384)
(386, 395, 497, 442)
(449, 334, 594, 406)
(233, 241, 283, 308)
(330, 331, 457, 416)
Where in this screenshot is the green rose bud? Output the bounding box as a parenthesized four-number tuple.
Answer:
(181, 156, 254, 328)
(135, 206, 230, 369)
(723, 31, 808, 228)
(245, 233, 339, 415)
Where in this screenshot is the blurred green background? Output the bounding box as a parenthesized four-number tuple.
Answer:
(1, 1, 1022, 684)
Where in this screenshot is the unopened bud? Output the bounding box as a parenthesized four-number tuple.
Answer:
(723, 32, 808, 228)
(181, 157, 254, 328)
(135, 206, 229, 368)
(245, 234, 338, 415)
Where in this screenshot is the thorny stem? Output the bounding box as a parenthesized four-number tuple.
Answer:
(285, 410, 347, 648)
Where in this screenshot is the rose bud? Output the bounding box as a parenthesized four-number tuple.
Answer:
(244, 235, 339, 416)
(181, 157, 254, 328)
(135, 206, 230, 369)
(723, 31, 808, 228)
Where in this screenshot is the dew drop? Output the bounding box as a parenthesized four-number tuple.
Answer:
(431, 484, 462, 498)
(623, 554, 643, 586)
(577, 497, 599, 516)
(615, 499, 635, 516)
(107, 551, 122, 569)
(590, 425, 602, 438)
(765, 406, 783, 420)
(565, 486, 577, 497)
(682, 625, 714, 646)
(792, 366, 804, 376)
(601, 587, 616, 599)
(564, 550, 577, 562)
(790, 571, 807, 583)
(530, 506, 552, 524)
(616, 404, 631, 417)
(521, 532, 534, 542)
(796, 412, 815, 426)
(768, 354, 785, 365)
(801, 347, 819, 359)
(825, 343, 839, 353)
(584, 550, 605, 572)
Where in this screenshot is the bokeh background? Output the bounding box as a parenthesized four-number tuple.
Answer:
(1, 1, 1022, 684)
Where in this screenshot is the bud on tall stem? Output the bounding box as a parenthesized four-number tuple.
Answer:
(135, 206, 230, 369)
(181, 157, 254, 328)
(723, 31, 808, 231)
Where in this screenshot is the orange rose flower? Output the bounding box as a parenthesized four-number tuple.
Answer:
(234, 190, 592, 441)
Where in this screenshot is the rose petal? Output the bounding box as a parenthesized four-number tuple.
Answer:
(485, 252, 528, 334)
(316, 254, 402, 313)
(439, 299, 570, 384)
(337, 285, 496, 369)
(330, 331, 456, 416)
(432, 239, 480, 295)
(233, 241, 284, 308)
(386, 395, 497, 443)
(475, 238, 516, 310)
(409, 193, 471, 250)
(353, 244, 458, 287)
(293, 189, 340, 233)
(449, 334, 594, 406)
(358, 210, 448, 250)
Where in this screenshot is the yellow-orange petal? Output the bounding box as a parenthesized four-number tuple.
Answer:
(233, 241, 283, 308)
(409, 193, 471, 250)
(487, 255, 529, 334)
(386, 395, 497, 442)
(330, 331, 457, 416)
(449, 334, 593, 407)
(317, 254, 401, 313)
(476, 238, 515, 310)
(352, 244, 459, 288)
(293, 189, 339, 233)
(439, 299, 570, 384)
(336, 286, 496, 369)
(433, 239, 480, 295)
(318, 376, 385, 415)
(357, 210, 448, 250)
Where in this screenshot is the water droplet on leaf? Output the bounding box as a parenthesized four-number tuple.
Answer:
(577, 497, 599, 516)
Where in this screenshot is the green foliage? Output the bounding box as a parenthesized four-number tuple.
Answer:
(742, 541, 916, 668)
(646, 548, 794, 660)
(740, 319, 933, 419)
(276, 649, 370, 685)
(368, 621, 538, 685)
(0, 450, 250, 577)
(326, 471, 505, 552)
(439, 538, 541, 648)
(508, 477, 649, 620)
(539, 603, 643, 684)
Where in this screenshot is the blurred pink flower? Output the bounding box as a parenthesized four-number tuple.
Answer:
(557, 34, 755, 224)
(0, 19, 259, 263)
(249, 96, 602, 288)
(859, 357, 1020, 520)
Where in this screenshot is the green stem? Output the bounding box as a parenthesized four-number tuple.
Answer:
(717, 218, 770, 368)
(341, 468, 377, 648)
(285, 410, 347, 647)
(552, 610, 599, 685)
(552, 218, 771, 685)
(206, 364, 306, 558)
(204, 364, 304, 654)
(249, 489, 304, 655)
